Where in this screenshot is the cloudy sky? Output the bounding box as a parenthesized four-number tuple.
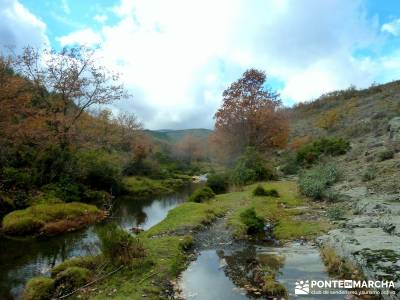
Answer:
(1, 0, 400, 129)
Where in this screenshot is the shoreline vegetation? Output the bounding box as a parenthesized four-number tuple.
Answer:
(22, 180, 332, 300)
(0, 175, 196, 238)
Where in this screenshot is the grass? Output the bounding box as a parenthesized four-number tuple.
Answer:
(1, 202, 105, 236)
(227, 181, 330, 240)
(123, 176, 186, 198)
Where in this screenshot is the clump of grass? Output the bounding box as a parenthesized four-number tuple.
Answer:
(362, 165, 377, 182)
(23, 277, 55, 300)
(51, 256, 101, 277)
(262, 275, 287, 297)
(299, 164, 340, 200)
(54, 267, 91, 295)
(97, 223, 146, 265)
(320, 247, 360, 279)
(377, 149, 394, 161)
(240, 207, 264, 235)
(253, 185, 280, 197)
(2, 202, 104, 236)
(188, 186, 215, 203)
(327, 205, 346, 220)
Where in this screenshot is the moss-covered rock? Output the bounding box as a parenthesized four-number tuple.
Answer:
(23, 277, 55, 300)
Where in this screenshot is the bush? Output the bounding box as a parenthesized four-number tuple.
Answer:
(97, 223, 146, 265)
(1, 167, 33, 190)
(206, 172, 229, 194)
(362, 165, 377, 182)
(327, 205, 346, 220)
(253, 185, 279, 197)
(23, 277, 55, 300)
(299, 164, 340, 200)
(188, 187, 215, 203)
(77, 150, 123, 194)
(231, 147, 274, 185)
(297, 137, 350, 165)
(54, 267, 91, 294)
(240, 207, 264, 235)
(280, 151, 300, 175)
(377, 149, 394, 161)
(253, 185, 266, 196)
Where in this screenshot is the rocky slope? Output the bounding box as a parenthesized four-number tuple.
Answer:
(290, 82, 400, 297)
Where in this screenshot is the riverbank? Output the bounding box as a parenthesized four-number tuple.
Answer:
(1, 202, 106, 237)
(22, 179, 331, 299)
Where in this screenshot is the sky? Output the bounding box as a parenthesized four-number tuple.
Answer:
(1, 0, 400, 129)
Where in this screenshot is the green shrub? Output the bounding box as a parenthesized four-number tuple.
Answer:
(97, 223, 146, 265)
(362, 165, 377, 182)
(299, 164, 340, 200)
(240, 207, 264, 235)
(77, 150, 123, 194)
(253, 185, 280, 197)
(231, 147, 274, 185)
(377, 149, 394, 161)
(54, 267, 91, 294)
(23, 277, 55, 300)
(33, 145, 74, 186)
(253, 185, 267, 196)
(280, 151, 300, 175)
(327, 205, 346, 220)
(297, 137, 350, 165)
(188, 187, 215, 203)
(206, 172, 229, 193)
(1, 167, 33, 190)
(265, 189, 279, 197)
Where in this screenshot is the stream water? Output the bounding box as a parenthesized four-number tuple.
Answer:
(181, 244, 346, 300)
(0, 184, 198, 300)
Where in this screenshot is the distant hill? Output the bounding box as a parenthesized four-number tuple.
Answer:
(144, 128, 213, 144)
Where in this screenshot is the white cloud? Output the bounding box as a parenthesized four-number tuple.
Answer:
(382, 18, 400, 36)
(56, 0, 396, 129)
(94, 14, 108, 23)
(57, 28, 102, 47)
(0, 0, 49, 52)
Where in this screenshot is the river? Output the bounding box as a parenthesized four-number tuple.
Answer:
(0, 184, 198, 300)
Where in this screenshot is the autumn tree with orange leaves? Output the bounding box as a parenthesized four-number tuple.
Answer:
(211, 69, 288, 163)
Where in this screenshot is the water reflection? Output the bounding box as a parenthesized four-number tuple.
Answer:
(181, 244, 346, 300)
(0, 183, 198, 299)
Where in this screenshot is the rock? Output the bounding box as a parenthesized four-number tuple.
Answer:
(388, 116, 400, 150)
(130, 226, 144, 234)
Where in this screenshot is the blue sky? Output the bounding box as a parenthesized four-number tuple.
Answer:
(1, 0, 400, 129)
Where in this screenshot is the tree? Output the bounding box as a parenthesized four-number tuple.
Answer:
(11, 46, 128, 147)
(176, 134, 206, 163)
(211, 69, 288, 163)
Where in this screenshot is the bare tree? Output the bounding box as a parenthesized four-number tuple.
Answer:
(12, 46, 128, 147)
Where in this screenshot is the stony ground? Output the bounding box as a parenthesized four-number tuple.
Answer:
(318, 117, 400, 298)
